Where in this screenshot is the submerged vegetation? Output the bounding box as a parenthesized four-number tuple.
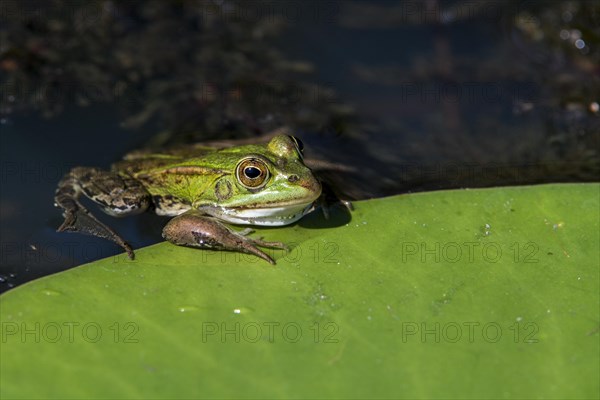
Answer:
(0, 1, 355, 142)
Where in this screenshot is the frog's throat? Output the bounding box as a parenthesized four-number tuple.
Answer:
(202, 203, 314, 226)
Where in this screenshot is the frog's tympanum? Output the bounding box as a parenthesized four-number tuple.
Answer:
(54, 135, 321, 264)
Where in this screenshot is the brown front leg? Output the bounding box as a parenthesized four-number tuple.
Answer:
(162, 210, 288, 265)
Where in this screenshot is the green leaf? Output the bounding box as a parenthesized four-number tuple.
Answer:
(1, 183, 598, 399)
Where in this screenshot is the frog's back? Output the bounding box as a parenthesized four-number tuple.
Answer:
(112, 144, 218, 177)
(111, 144, 236, 213)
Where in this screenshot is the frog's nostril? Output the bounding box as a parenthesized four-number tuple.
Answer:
(288, 175, 299, 183)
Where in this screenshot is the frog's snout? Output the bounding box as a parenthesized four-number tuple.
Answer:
(296, 175, 322, 198)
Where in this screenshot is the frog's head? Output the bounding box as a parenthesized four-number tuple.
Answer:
(204, 135, 322, 226)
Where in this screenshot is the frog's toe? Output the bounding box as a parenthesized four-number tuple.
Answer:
(57, 212, 77, 233)
(248, 237, 289, 251)
(237, 228, 255, 236)
(238, 228, 289, 250)
(243, 246, 277, 265)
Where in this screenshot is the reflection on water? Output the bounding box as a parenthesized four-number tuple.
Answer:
(1, 0, 598, 291)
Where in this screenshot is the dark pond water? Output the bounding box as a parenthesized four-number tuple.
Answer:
(1, 0, 598, 292)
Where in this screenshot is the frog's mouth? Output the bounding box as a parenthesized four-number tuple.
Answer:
(202, 202, 315, 226)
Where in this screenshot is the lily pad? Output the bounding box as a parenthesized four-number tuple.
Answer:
(1, 183, 598, 399)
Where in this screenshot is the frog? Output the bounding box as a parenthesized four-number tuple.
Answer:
(54, 134, 322, 264)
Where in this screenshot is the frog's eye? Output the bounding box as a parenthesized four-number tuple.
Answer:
(236, 157, 270, 189)
(288, 135, 304, 159)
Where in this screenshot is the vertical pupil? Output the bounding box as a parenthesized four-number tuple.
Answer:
(244, 166, 261, 179)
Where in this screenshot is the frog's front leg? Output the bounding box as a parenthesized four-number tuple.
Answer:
(162, 210, 288, 265)
(54, 167, 151, 259)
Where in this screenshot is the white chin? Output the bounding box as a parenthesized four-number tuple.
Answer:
(205, 203, 314, 226)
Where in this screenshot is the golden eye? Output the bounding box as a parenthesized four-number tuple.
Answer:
(236, 157, 270, 189)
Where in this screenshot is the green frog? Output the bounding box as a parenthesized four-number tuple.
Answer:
(54, 135, 322, 264)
